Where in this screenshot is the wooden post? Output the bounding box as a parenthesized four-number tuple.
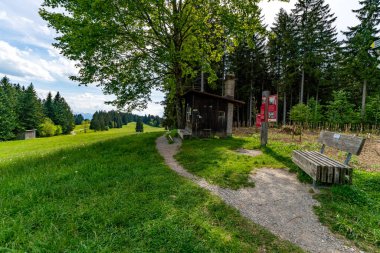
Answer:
(261, 91, 270, 147)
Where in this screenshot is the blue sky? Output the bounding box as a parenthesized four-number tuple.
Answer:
(0, 0, 360, 115)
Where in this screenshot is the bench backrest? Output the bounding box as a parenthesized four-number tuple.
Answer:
(318, 131, 366, 155)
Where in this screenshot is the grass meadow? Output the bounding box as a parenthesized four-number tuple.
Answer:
(176, 133, 380, 252)
(0, 124, 302, 252)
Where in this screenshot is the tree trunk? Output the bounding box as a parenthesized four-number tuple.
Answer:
(300, 68, 305, 104)
(361, 79, 367, 119)
(249, 82, 253, 127)
(283, 92, 287, 125)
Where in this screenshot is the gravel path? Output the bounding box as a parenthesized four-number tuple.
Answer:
(156, 136, 361, 253)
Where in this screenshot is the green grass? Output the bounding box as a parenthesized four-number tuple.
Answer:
(176, 133, 380, 252)
(315, 171, 380, 252)
(0, 125, 302, 252)
(175, 134, 312, 189)
(0, 122, 162, 165)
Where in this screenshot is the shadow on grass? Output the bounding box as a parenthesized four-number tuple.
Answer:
(175, 138, 257, 189)
(0, 132, 302, 252)
(262, 146, 312, 183)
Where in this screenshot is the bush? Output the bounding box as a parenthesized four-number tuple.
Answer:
(290, 103, 311, 124)
(38, 118, 58, 137)
(326, 90, 359, 125)
(55, 125, 62, 135)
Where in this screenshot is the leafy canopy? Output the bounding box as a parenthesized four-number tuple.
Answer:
(40, 0, 265, 112)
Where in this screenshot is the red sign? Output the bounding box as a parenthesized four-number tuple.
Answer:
(256, 94, 278, 127)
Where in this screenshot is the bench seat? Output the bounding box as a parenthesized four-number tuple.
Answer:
(292, 150, 353, 184)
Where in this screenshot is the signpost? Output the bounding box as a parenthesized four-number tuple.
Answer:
(256, 94, 278, 127)
(260, 91, 270, 147)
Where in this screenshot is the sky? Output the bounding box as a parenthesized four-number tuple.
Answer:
(0, 0, 361, 116)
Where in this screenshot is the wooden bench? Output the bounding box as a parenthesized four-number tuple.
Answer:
(292, 131, 366, 186)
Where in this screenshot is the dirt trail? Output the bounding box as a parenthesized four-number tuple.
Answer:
(156, 136, 361, 253)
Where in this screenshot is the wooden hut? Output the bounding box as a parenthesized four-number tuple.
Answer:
(17, 129, 36, 140)
(180, 74, 245, 138)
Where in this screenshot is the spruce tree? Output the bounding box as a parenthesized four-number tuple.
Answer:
(342, 0, 380, 118)
(53, 92, 75, 134)
(0, 86, 17, 140)
(44, 92, 55, 120)
(268, 9, 299, 123)
(74, 114, 84, 125)
(292, 0, 339, 104)
(19, 84, 43, 130)
(135, 118, 144, 133)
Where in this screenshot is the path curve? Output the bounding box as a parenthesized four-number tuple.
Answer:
(156, 136, 361, 253)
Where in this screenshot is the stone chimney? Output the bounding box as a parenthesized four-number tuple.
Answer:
(224, 73, 235, 99)
(224, 73, 236, 137)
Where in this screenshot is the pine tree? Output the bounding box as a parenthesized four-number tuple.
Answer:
(53, 92, 75, 134)
(292, 0, 339, 104)
(268, 9, 299, 123)
(135, 117, 144, 133)
(44, 92, 55, 120)
(231, 30, 269, 126)
(0, 86, 17, 140)
(342, 0, 380, 118)
(18, 84, 43, 130)
(74, 114, 84, 125)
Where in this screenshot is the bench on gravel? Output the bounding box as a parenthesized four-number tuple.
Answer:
(292, 131, 366, 186)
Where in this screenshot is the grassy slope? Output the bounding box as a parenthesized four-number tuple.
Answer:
(176, 133, 380, 251)
(0, 123, 161, 164)
(0, 125, 301, 252)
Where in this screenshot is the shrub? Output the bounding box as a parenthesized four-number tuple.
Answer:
(326, 90, 359, 125)
(38, 118, 58, 137)
(290, 103, 311, 124)
(55, 125, 62, 135)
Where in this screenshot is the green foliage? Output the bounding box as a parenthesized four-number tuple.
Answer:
(40, 0, 266, 126)
(315, 171, 380, 252)
(326, 90, 359, 125)
(135, 118, 144, 133)
(342, 0, 380, 87)
(43, 92, 54, 120)
(52, 92, 74, 134)
(0, 125, 301, 252)
(18, 84, 43, 130)
(290, 104, 311, 124)
(38, 118, 60, 137)
(365, 94, 380, 124)
(0, 86, 17, 141)
(307, 98, 323, 123)
(74, 114, 84, 125)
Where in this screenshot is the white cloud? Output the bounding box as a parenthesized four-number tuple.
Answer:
(0, 40, 78, 82)
(0, 10, 7, 20)
(65, 92, 116, 113)
(259, 0, 361, 40)
(0, 41, 54, 81)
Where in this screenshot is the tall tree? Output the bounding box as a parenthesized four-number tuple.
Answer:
(342, 0, 380, 119)
(268, 9, 299, 123)
(44, 92, 55, 120)
(18, 84, 43, 130)
(53, 92, 75, 134)
(40, 0, 265, 127)
(292, 0, 339, 104)
(0, 85, 17, 140)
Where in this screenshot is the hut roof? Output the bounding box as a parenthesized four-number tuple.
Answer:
(183, 90, 245, 105)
